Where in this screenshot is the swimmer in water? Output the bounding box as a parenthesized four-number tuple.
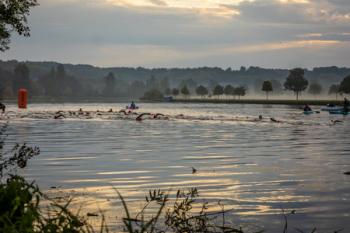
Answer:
(136, 113, 151, 121)
(54, 112, 65, 119)
(270, 117, 281, 123)
(344, 97, 349, 113)
(0, 102, 5, 113)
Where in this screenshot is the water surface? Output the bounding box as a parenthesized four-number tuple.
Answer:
(1, 103, 350, 232)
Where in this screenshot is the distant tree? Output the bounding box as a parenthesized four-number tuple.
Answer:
(141, 89, 163, 101)
(179, 79, 197, 91)
(207, 80, 218, 92)
(234, 86, 246, 99)
(271, 79, 282, 94)
(195, 85, 208, 98)
(0, 67, 13, 98)
(56, 64, 66, 78)
(181, 85, 190, 98)
(339, 75, 350, 94)
(159, 77, 169, 92)
(0, 0, 38, 51)
(224, 85, 234, 98)
(284, 68, 308, 100)
(212, 85, 224, 98)
(172, 88, 179, 97)
(328, 84, 341, 100)
(164, 87, 172, 96)
(262, 81, 273, 100)
(308, 82, 323, 97)
(129, 80, 146, 98)
(103, 72, 116, 97)
(146, 75, 159, 90)
(239, 66, 246, 72)
(12, 63, 31, 93)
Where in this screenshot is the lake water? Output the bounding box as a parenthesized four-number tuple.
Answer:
(1, 103, 350, 232)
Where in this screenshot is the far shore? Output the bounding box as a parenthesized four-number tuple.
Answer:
(171, 98, 344, 106)
(0, 96, 346, 106)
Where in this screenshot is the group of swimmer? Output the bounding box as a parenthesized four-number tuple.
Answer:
(1, 99, 349, 124)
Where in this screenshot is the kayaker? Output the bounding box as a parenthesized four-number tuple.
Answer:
(0, 102, 5, 113)
(130, 101, 136, 110)
(344, 98, 349, 113)
(303, 104, 312, 112)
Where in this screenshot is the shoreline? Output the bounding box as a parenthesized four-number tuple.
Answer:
(1, 97, 345, 106)
(171, 98, 344, 106)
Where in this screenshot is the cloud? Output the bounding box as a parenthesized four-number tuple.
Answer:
(148, 0, 167, 6)
(2, 0, 350, 68)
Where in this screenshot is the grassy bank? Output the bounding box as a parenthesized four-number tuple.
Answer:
(172, 98, 344, 106)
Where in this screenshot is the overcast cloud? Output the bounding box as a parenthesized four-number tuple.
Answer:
(1, 0, 350, 68)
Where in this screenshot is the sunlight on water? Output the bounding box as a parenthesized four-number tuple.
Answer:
(1, 103, 350, 231)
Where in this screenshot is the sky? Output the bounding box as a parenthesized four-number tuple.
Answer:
(1, 0, 350, 68)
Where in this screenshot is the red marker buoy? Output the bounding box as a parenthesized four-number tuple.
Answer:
(18, 88, 28, 109)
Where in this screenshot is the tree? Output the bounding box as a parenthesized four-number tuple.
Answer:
(13, 63, 31, 93)
(224, 85, 234, 98)
(308, 82, 322, 97)
(159, 77, 169, 92)
(56, 64, 66, 78)
(103, 72, 115, 97)
(261, 81, 273, 100)
(234, 86, 246, 99)
(339, 75, 350, 94)
(146, 75, 159, 91)
(195, 85, 208, 98)
(141, 89, 163, 101)
(179, 79, 197, 91)
(0, 0, 38, 51)
(0, 67, 13, 99)
(207, 80, 218, 92)
(129, 80, 146, 98)
(284, 68, 308, 100)
(172, 88, 179, 97)
(181, 85, 190, 98)
(164, 87, 172, 96)
(271, 79, 282, 94)
(328, 84, 341, 100)
(212, 85, 224, 98)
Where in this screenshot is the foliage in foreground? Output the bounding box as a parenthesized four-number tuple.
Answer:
(0, 122, 102, 233)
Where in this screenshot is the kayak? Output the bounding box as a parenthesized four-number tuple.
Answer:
(303, 110, 321, 115)
(321, 106, 343, 111)
(126, 106, 139, 110)
(329, 110, 349, 115)
(303, 111, 314, 115)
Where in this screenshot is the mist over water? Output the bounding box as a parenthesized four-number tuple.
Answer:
(2, 103, 350, 232)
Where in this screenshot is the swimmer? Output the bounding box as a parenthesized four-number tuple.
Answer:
(54, 113, 65, 119)
(136, 113, 151, 121)
(153, 113, 164, 119)
(119, 109, 128, 115)
(108, 109, 113, 113)
(270, 117, 281, 123)
(0, 102, 6, 113)
(253, 115, 263, 122)
(331, 120, 343, 124)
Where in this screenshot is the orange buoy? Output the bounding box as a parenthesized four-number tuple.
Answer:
(18, 88, 28, 109)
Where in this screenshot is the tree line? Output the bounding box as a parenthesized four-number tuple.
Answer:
(1, 64, 349, 101)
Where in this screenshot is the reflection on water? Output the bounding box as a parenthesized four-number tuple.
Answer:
(1, 103, 350, 232)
